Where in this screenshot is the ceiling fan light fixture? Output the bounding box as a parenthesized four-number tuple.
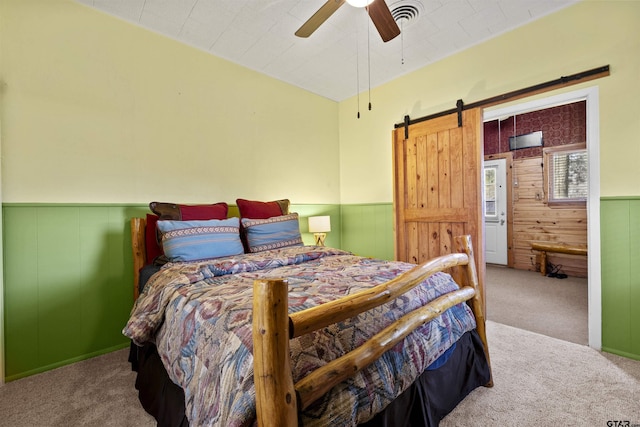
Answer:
(346, 0, 375, 8)
(295, 0, 399, 42)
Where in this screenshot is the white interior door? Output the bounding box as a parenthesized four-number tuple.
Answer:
(484, 158, 508, 265)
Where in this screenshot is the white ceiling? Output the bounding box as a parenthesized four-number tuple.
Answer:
(75, 0, 578, 102)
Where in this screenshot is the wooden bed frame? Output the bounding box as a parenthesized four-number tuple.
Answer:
(130, 218, 492, 426)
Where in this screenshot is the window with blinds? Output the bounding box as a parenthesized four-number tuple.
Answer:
(544, 143, 587, 206)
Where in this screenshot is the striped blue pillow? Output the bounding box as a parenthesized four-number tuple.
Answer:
(241, 213, 303, 253)
(157, 217, 244, 262)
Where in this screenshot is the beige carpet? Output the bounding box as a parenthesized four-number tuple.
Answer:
(0, 349, 155, 427)
(442, 321, 640, 426)
(1, 320, 638, 426)
(485, 264, 588, 345)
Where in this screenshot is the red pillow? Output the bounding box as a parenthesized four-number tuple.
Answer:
(236, 198, 290, 219)
(150, 201, 229, 221)
(145, 213, 163, 263)
(179, 204, 228, 220)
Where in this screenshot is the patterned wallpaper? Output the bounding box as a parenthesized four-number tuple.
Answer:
(484, 101, 586, 157)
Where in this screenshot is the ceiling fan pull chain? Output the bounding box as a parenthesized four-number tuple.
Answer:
(368, 15, 372, 111)
(356, 17, 361, 119)
(401, 20, 405, 65)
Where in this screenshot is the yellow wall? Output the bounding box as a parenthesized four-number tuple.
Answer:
(4, 1, 638, 205)
(0, 0, 340, 204)
(338, 1, 640, 203)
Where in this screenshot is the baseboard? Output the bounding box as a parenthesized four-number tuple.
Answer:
(4, 342, 130, 382)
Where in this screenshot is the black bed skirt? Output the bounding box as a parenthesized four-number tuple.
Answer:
(129, 330, 490, 427)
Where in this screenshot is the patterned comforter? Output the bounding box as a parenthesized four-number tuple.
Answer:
(123, 246, 477, 427)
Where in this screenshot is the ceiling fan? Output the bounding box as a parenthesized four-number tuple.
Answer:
(295, 0, 401, 42)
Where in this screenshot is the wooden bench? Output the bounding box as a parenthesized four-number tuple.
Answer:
(531, 242, 588, 276)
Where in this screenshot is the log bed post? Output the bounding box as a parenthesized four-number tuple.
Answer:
(131, 217, 147, 301)
(252, 279, 298, 427)
(454, 235, 493, 386)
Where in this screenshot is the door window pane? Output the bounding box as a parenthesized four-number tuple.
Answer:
(484, 167, 497, 217)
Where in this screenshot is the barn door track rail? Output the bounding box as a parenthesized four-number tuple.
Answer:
(396, 65, 610, 139)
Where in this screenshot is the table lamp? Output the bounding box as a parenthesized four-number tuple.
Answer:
(308, 216, 331, 246)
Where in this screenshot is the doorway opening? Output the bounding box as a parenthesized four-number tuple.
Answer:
(482, 87, 601, 349)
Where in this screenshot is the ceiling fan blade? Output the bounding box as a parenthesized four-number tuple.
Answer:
(295, 0, 346, 38)
(367, 0, 400, 42)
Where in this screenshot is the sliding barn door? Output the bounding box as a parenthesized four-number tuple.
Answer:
(393, 108, 485, 305)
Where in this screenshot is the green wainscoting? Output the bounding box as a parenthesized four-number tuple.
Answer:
(4, 199, 639, 381)
(340, 204, 394, 260)
(2, 204, 150, 380)
(1, 203, 341, 381)
(601, 198, 640, 360)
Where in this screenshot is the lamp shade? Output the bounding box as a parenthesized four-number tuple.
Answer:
(346, 0, 374, 7)
(308, 216, 331, 233)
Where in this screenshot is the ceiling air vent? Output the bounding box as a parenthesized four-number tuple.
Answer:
(390, 0, 424, 28)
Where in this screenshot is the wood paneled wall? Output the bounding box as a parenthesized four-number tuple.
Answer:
(512, 157, 588, 277)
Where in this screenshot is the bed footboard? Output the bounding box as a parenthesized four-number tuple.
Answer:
(252, 235, 492, 427)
